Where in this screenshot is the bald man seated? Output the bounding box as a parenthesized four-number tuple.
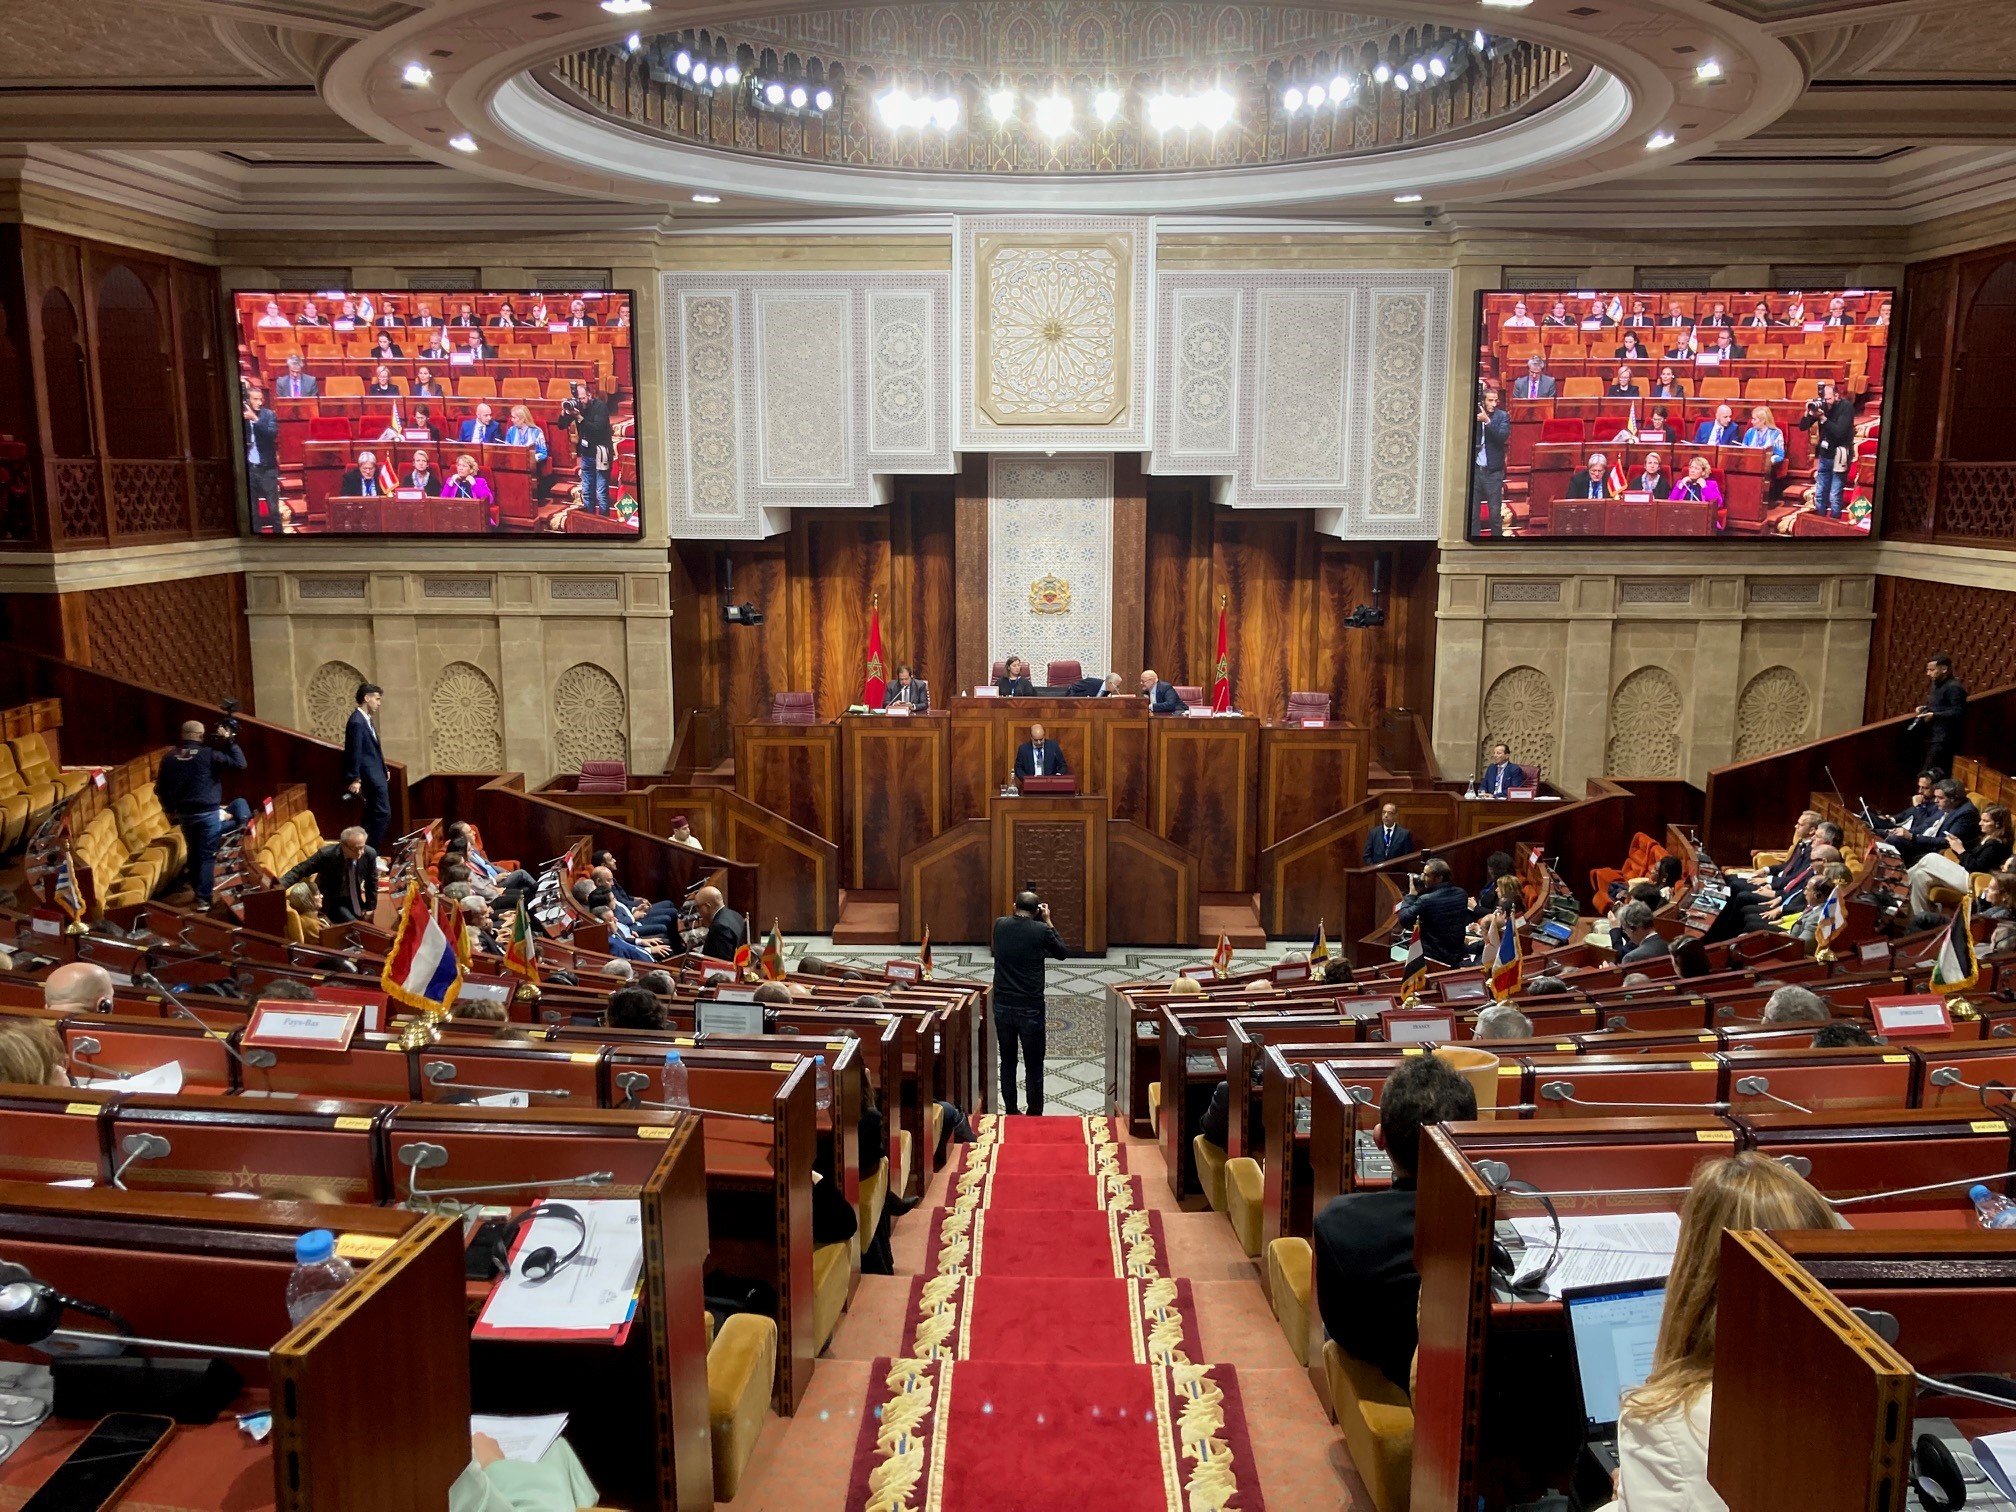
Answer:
(693, 885, 747, 964)
(44, 960, 115, 1014)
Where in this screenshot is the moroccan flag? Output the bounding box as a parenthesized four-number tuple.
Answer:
(1211, 931, 1233, 977)
(1930, 895, 1979, 995)
(381, 882, 464, 1012)
(503, 895, 540, 983)
(1398, 926, 1428, 1000)
(1309, 919, 1330, 966)
(920, 924, 933, 980)
(863, 600, 887, 709)
(733, 940, 754, 982)
(1489, 916, 1521, 1002)
(760, 919, 785, 981)
(1210, 596, 1231, 714)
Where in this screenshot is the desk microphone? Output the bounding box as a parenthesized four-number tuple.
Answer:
(65, 1036, 101, 1074)
(0, 1274, 265, 1361)
(1826, 1168, 2016, 1208)
(140, 972, 276, 1070)
(1731, 1074, 1812, 1114)
(1928, 1066, 2014, 1105)
(395, 1141, 614, 1208)
(110, 1133, 171, 1190)
(421, 1061, 571, 1099)
(1539, 1079, 1735, 1113)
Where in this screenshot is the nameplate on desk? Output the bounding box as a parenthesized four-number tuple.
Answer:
(243, 1002, 362, 1052)
(1507, 787, 1537, 801)
(886, 705, 910, 717)
(1300, 719, 1327, 728)
(970, 686, 999, 698)
(30, 908, 60, 936)
(1271, 960, 1312, 985)
(448, 352, 476, 365)
(711, 986, 758, 1002)
(313, 983, 390, 1031)
(1177, 964, 1217, 981)
(1185, 707, 1213, 717)
(548, 323, 572, 335)
(884, 960, 924, 984)
(1858, 941, 1892, 965)
(1868, 994, 1954, 1039)
(1381, 1007, 1452, 1044)
(697, 956, 740, 983)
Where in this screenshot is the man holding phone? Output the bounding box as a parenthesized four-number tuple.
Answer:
(989, 890, 1069, 1115)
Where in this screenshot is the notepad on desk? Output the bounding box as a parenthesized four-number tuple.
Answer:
(1505, 1212, 1683, 1298)
(471, 1412, 569, 1465)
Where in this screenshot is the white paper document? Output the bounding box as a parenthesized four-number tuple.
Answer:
(472, 1091, 530, 1108)
(470, 1412, 569, 1465)
(477, 1199, 643, 1333)
(1507, 1211, 1683, 1297)
(1977, 1429, 2016, 1502)
(81, 1061, 184, 1095)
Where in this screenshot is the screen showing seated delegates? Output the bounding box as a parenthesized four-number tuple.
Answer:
(1465, 286, 1897, 543)
(233, 289, 641, 537)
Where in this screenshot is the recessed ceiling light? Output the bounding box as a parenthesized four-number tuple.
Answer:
(988, 89, 1015, 123)
(1034, 93, 1073, 138)
(1094, 89, 1121, 123)
(448, 134, 477, 152)
(625, 33, 640, 52)
(1393, 192, 1423, 203)
(1480, 0, 1532, 8)
(1694, 58, 1723, 81)
(1646, 130, 1676, 150)
(599, 0, 650, 13)
(401, 62, 432, 86)
(692, 192, 721, 203)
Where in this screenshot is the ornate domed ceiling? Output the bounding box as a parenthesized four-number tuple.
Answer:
(539, 4, 1579, 183)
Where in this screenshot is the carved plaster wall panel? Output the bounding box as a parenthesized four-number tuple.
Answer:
(1150, 267, 1449, 537)
(956, 217, 1151, 451)
(661, 271, 953, 538)
(987, 454, 1114, 679)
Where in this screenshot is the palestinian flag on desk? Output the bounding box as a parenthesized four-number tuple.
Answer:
(1929, 894, 1980, 995)
(503, 895, 540, 983)
(381, 882, 464, 1012)
(1488, 915, 1522, 1002)
(1398, 926, 1428, 1000)
(760, 919, 786, 981)
(1210, 594, 1232, 714)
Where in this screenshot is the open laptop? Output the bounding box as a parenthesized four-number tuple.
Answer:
(1563, 1278, 1668, 1509)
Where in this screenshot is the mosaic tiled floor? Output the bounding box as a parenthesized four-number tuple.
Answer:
(781, 939, 1307, 1117)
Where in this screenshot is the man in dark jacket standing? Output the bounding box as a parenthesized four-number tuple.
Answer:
(1916, 653, 1967, 776)
(153, 720, 248, 908)
(343, 682, 390, 852)
(990, 891, 1069, 1115)
(1394, 858, 1479, 968)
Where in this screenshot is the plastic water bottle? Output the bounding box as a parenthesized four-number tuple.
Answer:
(814, 1054, 831, 1113)
(663, 1049, 689, 1109)
(1464, 775, 1477, 800)
(285, 1230, 356, 1327)
(1969, 1185, 2016, 1229)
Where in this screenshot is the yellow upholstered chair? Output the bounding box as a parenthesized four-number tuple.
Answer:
(811, 1240, 851, 1354)
(708, 1312, 777, 1501)
(1324, 1341, 1414, 1512)
(892, 1127, 913, 1202)
(1147, 1081, 1161, 1135)
(1266, 1237, 1312, 1366)
(1192, 1134, 1228, 1213)
(858, 1153, 889, 1250)
(9, 732, 89, 799)
(0, 743, 55, 837)
(1224, 1156, 1264, 1258)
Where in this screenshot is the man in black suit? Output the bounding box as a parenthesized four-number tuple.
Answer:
(1622, 297, 1655, 328)
(1615, 900, 1671, 964)
(991, 891, 1069, 1115)
(243, 383, 281, 530)
(1894, 779, 1979, 864)
(338, 450, 386, 498)
(1140, 669, 1188, 714)
(1701, 329, 1744, 362)
(1312, 1056, 1476, 1389)
(1700, 301, 1732, 328)
(1565, 453, 1613, 500)
(1362, 802, 1415, 866)
(1479, 742, 1526, 798)
(694, 885, 746, 963)
(1915, 653, 1967, 775)
(342, 682, 391, 851)
(275, 354, 318, 400)
(1067, 673, 1123, 697)
(1397, 858, 1482, 968)
(884, 664, 929, 711)
(280, 826, 379, 923)
(1013, 724, 1068, 780)
(1474, 386, 1509, 535)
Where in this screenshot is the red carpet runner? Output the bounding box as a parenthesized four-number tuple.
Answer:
(845, 1114, 1267, 1512)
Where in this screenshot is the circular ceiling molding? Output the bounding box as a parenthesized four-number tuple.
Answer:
(321, 0, 1809, 217)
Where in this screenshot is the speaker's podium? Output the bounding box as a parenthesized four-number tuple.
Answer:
(994, 785, 1105, 953)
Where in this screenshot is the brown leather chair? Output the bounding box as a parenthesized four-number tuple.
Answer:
(770, 691, 816, 725)
(577, 759, 627, 793)
(1285, 691, 1331, 723)
(1174, 685, 1205, 707)
(1045, 660, 1082, 687)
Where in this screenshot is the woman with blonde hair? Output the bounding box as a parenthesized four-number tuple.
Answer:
(1598, 1152, 1839, 1510)
(286, 880, 326, 941)
(0, 1021, 68, 1087)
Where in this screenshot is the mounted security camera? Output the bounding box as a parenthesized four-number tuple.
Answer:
(722, 601, 765, 626)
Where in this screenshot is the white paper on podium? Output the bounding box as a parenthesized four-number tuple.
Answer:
(1507, 1211, 1683, 1297)
(478, 1199, 643, 1333)
(81, 1061, 184, 1095)
(470, 1412, 569, 1465)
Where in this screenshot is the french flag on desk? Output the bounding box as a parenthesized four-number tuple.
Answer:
(381, 882, 465, 1012)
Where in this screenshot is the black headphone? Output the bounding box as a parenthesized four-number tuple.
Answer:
(1914, 1435, 1969, 1511)
(467, 1202, 587, 1285)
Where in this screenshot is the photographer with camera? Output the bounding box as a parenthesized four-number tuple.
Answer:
(555, 379, 615, 517)
(990, 890, 1069, 1115)
(153, 710, 250, 909)
(1395, 858, 1483, 970)
(1800, 378, 1856, 519)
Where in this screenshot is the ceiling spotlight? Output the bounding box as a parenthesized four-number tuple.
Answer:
(1473, 29, 1486, 49)
(1283, 86, 1304, 113)
(1094, 89, 1120, 123)
(1480, 0, 1533, 7)
(932, 96, 960, 128)
(1197, 88, 1234, 131)
(674, 50, 691, 75)
(448, 134, 477, 152)
(599, 0, 650, 12)
(1695, 58, 1724, 81)
(1647, 129, 1677, 150)
(708, 64, 724, 87)
(1410, 60, 1428, 82)
(725, 63, 741, 85)
(1393, 192, 1423, 203)
(1373, 61, 1391, 83)
(1428, 55, 1447, 78)
(1034, 93, 1072, 137)
(789, 84, 808, 108)
(814, 88, 833, 110)
(1393, 73, 1410, 91)
(765, 81, 785, 104)
(1306, 83, 1326, 107)
(692, 192, 721, 203)
(1330, 75, 1351, 100)
(988, 89, 1015, 123)
(626, 33, 640, 52)
(401, 62, 433, 86)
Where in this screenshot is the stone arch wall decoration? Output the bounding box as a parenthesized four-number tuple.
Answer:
(304, 660, 366, 747)
(1604, 666, 1684, 776)
(428, 661, 504, 772)
(551, 662, 628, 776)
(1734, 665, 1813, 760)
(1480, 665, 1557, 779)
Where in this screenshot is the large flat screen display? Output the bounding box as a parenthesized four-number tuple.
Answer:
(233, 289, 640, 536)
(1466, 287, 1896, 542)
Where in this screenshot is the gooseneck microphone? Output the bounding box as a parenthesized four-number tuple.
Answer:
(394, 1141, 614, 1209)
(139, 973, 276, 1072)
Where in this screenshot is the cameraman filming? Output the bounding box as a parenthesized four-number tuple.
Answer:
(990, 890, 1069, 1116)
(1395, 858, 1484, 970)
(555, 379, 615, 517)
(1801, 378, 1855, 519)
(153, 715, 250, 909)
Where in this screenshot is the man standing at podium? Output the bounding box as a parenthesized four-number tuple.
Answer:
(1013, 724, 1067, 781)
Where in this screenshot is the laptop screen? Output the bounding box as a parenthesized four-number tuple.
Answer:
(1565, 1282, 1668, 1434)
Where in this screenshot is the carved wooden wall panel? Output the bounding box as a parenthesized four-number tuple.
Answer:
(1866, 575, 2016, 720)
(74, 572, 253, 708)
